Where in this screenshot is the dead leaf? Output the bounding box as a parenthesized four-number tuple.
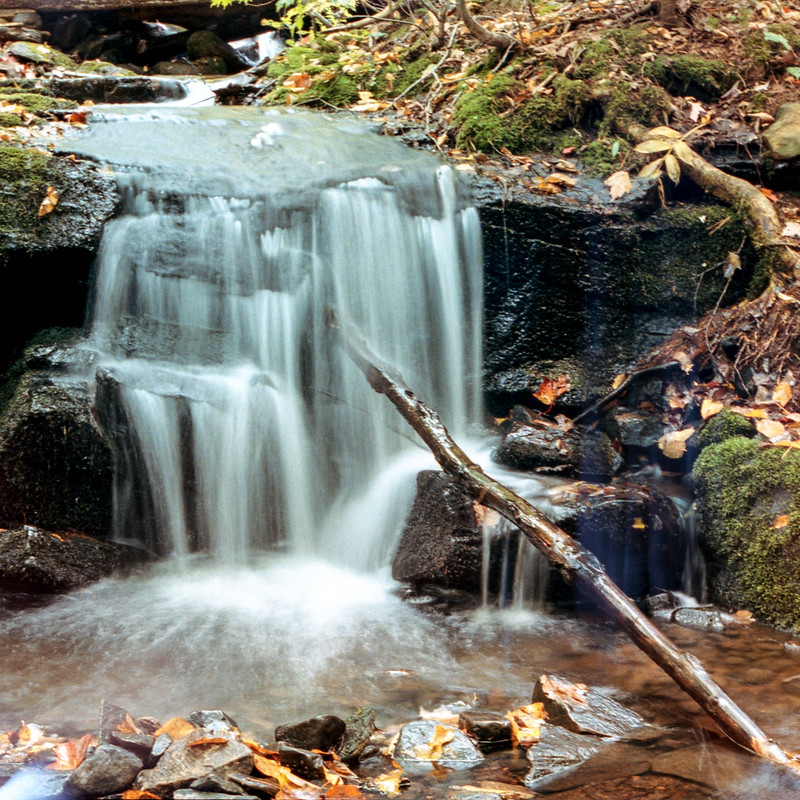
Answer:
(756, 418, 786, 439)
(473, 504, 501, 528)
(37, 185, 58, 217)
(774, 382, 793, 407)
(122, 792, 162, 800)
(46, 734, 96, 771)
(745, 407, 769, 419)
(657, 427, 695, 459)
(154, 717, 195, 740)
(533, 375, 571, 408)
(188, 736, 228, 747)
(412, 724, 454, 760)
(419, 705, 462, 725)
(372, 768, 403, 797)
(733, 609, 755, 624)
(631, 517, 647, 530)
(604, 169, 631, 199)
(771, 514, 791, 529)
(505, 703, 546, 747)
(283, 72, 311, 93)
(701, 397, 724, 419)
(612, 373, 627, 390)
(453, 783, 537, 800)
(782, 221, 800, 239)
(326, 786, 364, 800)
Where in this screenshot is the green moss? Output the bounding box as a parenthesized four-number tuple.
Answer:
(750, 91, 769, 111)
(0, 91, 77, 113)
(697, 410, 756, 450)
(600, 84, 672, 136)
(743, 23, 800, 64)
(0, 112, 23, 127)
(694, 436, 800, 630)
(574, 39, 616, 80)
(574, 25, 653, 79)
(452, 74, 521, 151)
(579, 138, 630, 176)
(76, 60, 138, 77)
(0, 144, 58, 244)
(643, 54, 738, 101)
(392, 52, 439, 96)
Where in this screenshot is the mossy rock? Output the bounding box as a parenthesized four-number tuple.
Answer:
(743, 23, 800, 65)
(75, 60, 138, 77)
(693, 436, 800, 630)
(600, 84, 672, 137)
(0, 112, 23, 127)
(574, 25, 653, 79)
(643, 54, 738, 101)
(697, 410, 756, 450)
(0, 91, 78, 114)
(7, 41, 77, 70)
(0, 144, 55, 243)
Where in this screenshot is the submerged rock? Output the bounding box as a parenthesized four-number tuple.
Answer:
(524, 724, 604, 788)
(394, 721, 484, 767)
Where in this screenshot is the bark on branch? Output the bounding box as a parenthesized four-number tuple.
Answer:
(332, 311, 800, 774)
(455, 0, 517, 50)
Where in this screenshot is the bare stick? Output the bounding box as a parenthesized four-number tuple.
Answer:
(332, 311, 800, 773)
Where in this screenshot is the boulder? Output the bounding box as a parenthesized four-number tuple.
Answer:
(99, 700, 146, 745)
(0, 341, 114, 535)
(186, 30, 250, 73)
(50, 75, 188, 103)
(394, 721, 484, 767)
(763, 103, 800, 161)
(7, 41, 76, 69)
(338, 707, 375, 762)
(0, 525, 122, 593)
(186, 710, 239, 735)
(275, 715, 346, 753)
(605, 408, 671, 450)
(63, 743, 143, 798)
(524, 724, 604, 788)
(532, 674, 644, 738)
(273, 742, 325, 781)
(134, 729, 254, 797)
(458, 711, 513, 752)
(693, 436, 800, 630)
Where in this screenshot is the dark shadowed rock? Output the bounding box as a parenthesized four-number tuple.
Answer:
(134, 729, 253, 796)
(186, 30, 250, 72)
(394, 721, 484, 767)
(64, 743, 142, 798)
(532, 674, 643, 738)
(458, 711, 512, 752)
(0, 525, 122, 593)
(605, 408, 671, 450)
(275, 714, 345, 753)
(524, 724, 604, 788)
(99, 700, 145, 744)
(273, 742, 325, 781)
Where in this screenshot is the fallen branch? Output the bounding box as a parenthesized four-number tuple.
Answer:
(455, 0, 517, 51)
(332, 311, 800, 774)
(324, 2, 399, 33)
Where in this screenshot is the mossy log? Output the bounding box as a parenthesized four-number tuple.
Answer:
(333, 311, 800, 774)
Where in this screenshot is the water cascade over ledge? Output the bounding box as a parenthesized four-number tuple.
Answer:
(71, 105, 483, 566)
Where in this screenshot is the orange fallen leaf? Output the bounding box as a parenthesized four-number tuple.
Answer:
(154, 717, 195, 739)
(37, 185, 58, 217)
(701, 397, 724, 419)
(505, 703, 546, 746)
(745, 408, 769, 419)
(326, 785, 364, 799)
(756, 418, 786, 439)
(771, 514, 791, 529)
(188, 736, 228, 747)
(533, 374, 571, 408)
(773, 381, 793, 407)
(122, 792, 161, 799)
(46, 734, 96, 771)
(412, 724, 454, 760)
(657, 427, 695, 459)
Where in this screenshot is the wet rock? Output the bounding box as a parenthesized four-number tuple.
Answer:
(0, 525, 122, 593)
(650, 744, 752, 789)
(50, 75, 188, 104)
(524, 724, 604, 788)
(670, 606, 725, 631)
(186, 30, 250, 73)
(338, 707, 376, 762)
(194, 56, 227, 74)
(154, 59, 200, 75)
(50, 13, 92, 51)
(134, 729, 254, 797)
(175, 791, 259, 799)
(230, 771, 280, 796)
(152, 732, 174, 759)
(7, 41, 76, 69)
(13, 11, 43, 28)
(187, 710, 240, 735)
(99, 700, 146, 745)
(0, 366, 114, 536)
(190, 773, 250, 794)
(63, 743, 143, 798)
(532, 674, 644, 738)
(548, 481, 686, 600)
(494, 421, 620, 478)
(458, 711, 512, 752)
(275, 714, 345, 753)
(273, 742, 325, 781)
(763, 103, 800, 161)
(392, 471, 484, 592)
(137, 717, 163, 735)
(394, 721, 484, 767)
(606, 408, 671, 450)
(109, 730, 156, 762)
(0, 27, 47, 44)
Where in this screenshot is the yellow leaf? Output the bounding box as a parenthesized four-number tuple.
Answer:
(663, 152, 680, 184)
(657, 427, 695, 459)
(154, 717, 195, 740)
(756, 418, 786, 439)
(671, 140, 693, 160)
(771, 514, 791, 529)
(604, 169, 631, 200)
(631, 517, 647, 530)
(701, 397, 724, 419)
(505, 703, 546, 747)
(646, 126, 682, 139)
(37, 185, 58, 217)
(612, 373, 627, 390)
(372, 769, 403, 797)
(744, 408, 769, 419)
(634, 139, 675, 153)
(412, 724, 454, 760)
(639, 158, 664, 179)
(773, 382, 793, 407)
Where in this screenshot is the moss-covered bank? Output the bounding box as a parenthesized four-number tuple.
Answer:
(693, 436, 800, 630)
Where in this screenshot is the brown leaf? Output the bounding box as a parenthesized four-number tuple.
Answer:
(188, 737, 228, 747)
(372, 768, 403, 797)
(773, 381, 793, 407)
(604, 169, 631, 200)
(533, 374, 571, 408)
(505, 703, 546, 747)
(701, 397, 724, 419)
(46, 734, 96, 771)
(756, 418, 786, 439)
(37, 185, 58, 217)
(657, 427, 695, 459)
(122, 792, 162, 800)
(326, 786, 364, 800)
(154, 717, 195, 740)
(771, 514, 791, 529)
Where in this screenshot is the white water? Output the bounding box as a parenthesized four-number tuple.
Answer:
(68, 106, 483, 564)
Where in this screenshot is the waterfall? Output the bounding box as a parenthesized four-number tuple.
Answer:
(68, 106, 483, 566)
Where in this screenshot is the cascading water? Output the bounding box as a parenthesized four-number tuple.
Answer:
(73, 105, 483, 565)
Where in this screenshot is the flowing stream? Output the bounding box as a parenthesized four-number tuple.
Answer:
(1, 106, 800, 798)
